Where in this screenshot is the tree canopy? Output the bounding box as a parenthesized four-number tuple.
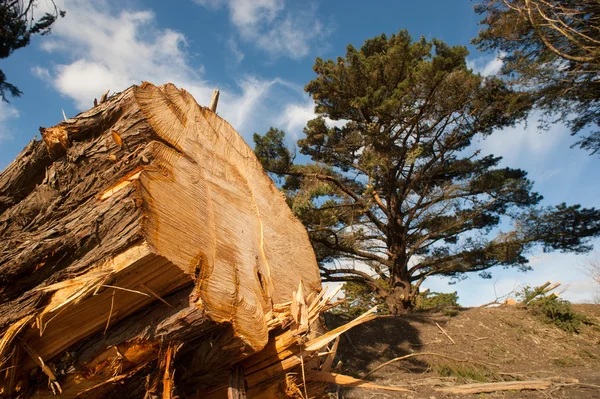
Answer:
(254, 30, 600, 314)
(0, 0, 65, 101)
(474, 0, 600, 154)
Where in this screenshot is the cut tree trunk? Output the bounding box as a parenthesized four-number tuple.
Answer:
(0, 82, 335, 398)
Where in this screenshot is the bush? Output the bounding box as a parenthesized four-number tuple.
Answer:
(333, 283, 459, 317)
(416, 291, 459, 311)
(518, 286, 589, 333)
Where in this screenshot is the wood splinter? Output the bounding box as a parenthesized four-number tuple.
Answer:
(100, 89, 110, 103)
(209, 89, 220, 112)
(19, 338, 62, 395)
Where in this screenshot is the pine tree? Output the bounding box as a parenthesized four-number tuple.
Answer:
(0, 0, 65, 101)
(254, 30, 600, 314)
(474, 0, 600, 154)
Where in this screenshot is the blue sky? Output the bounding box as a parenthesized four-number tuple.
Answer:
(0, 0, 598, 305)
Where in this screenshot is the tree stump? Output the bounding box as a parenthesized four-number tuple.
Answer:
(0, 82, 322, 398)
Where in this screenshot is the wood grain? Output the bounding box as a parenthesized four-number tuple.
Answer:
(0, 82, 321, 398)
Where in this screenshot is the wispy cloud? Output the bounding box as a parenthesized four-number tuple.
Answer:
(467, 53, 505, 77)
(193, 0, 328, 60)
(0, 102, 19, 143)
(31, 66, 51, 81)
(277, 100, 315, 138)
(476, 113, 564, 165)
(227, 37, 245, 63)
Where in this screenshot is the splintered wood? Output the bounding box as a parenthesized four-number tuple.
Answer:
(0, 82, 350, 398)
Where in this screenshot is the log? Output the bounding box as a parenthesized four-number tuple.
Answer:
(435, 380, 555, 394)
(0, 82, 325, 398)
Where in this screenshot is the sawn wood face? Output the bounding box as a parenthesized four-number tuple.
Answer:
(0, 82, 321, 397)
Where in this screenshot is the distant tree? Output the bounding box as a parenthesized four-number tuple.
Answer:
(254, 30, 600, 314)
(583, 251, 600, 284)
(0, 0, 65, 101)
(474, 0, 600, 154)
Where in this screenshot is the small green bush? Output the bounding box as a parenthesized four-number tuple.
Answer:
(518, 286, 589, 333)
(416, 291, 459, 311)
(443, 308, 460, 317)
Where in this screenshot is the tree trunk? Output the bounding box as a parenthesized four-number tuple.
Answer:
(385, 283, 413, 315)
(0, 82, 335, 398)
(386, 253, 413, 315)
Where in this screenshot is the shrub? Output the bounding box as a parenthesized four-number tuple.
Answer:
(518, 286, 589, 333)
(416, 291, 459, 311)
(333, 283, 459, 316)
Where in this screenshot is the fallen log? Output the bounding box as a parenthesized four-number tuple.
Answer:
(434, 378, 579, 395)
(0, 82, 337, 397)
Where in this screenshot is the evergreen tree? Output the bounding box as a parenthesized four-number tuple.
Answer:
(0, 0, 65, 101)
(474, 0, 600, 154)
(254, 30, 600, 314)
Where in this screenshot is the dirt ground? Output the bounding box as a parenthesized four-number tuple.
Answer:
(323, 304, 600, 399)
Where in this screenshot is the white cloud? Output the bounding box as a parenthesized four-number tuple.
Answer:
(33, 1, 205, 109)
(467, 53, 505, 77)
(278, 101, 314, 137)
(30, 0, 323, 143)
(221, 76, 279, 131)
(193, 0, 327, 59)
(476, 112, 564, 166)
(54, 60, 130, 108)
(277, 97, 348, 140)
(561, 279, 600, 304)
(0, 102, 19, 143)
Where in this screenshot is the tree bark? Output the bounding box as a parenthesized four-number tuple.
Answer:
(385, 242, 414, 314)
(385, 283, 413, 315)
(0, 82, 324, 397)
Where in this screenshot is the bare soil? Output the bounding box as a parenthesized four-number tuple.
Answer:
(324, 304, 600, 398)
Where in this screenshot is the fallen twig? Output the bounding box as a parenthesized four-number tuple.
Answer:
(464, 333, 488, 341)
(565, 382, 600, 390)
(434, 378, 578, 395)
(306, 370, 410, 392)
(436, 322, 455, 344)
